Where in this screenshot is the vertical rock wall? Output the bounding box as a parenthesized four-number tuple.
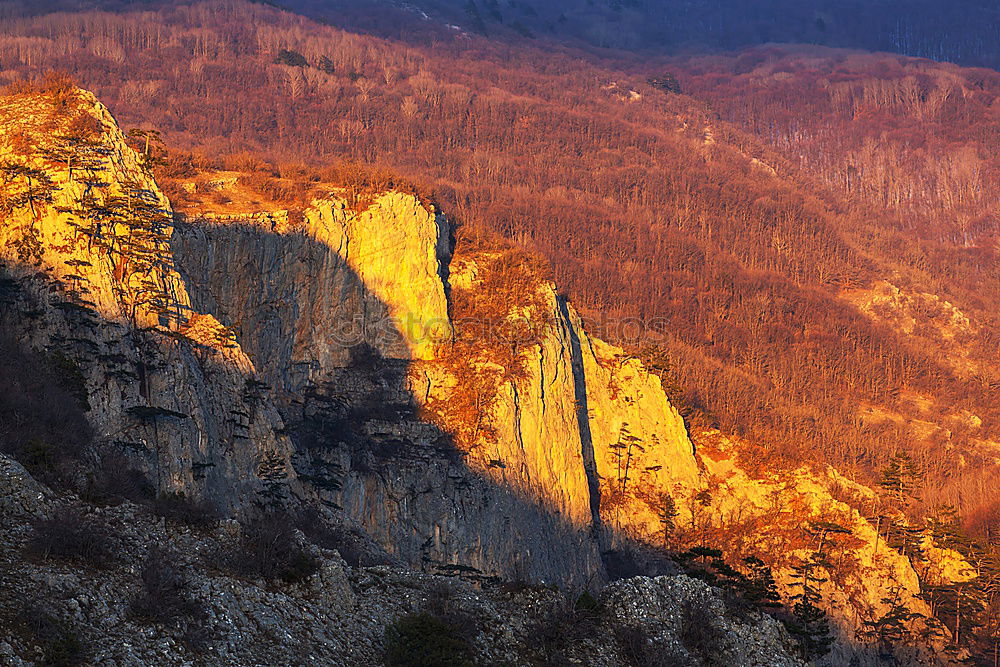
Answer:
(0, 90, 294, 510)
(174, 189, 703, 586)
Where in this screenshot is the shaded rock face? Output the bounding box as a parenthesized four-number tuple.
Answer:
(173, 205, 602, 587)
(173, 187, 702, 587)
(174, 195, 451, 390)
(1, 87, 955, 663)
(0, 452, 806, 667)
(172, 194, 959, 662)
(2, 85, 701, 588)
(0, 89, 294, 511)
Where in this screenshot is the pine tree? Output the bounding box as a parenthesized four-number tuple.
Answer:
(56, 156, 179, 326)
(126, 128, 167, 173)
(318, 55, 335, 74)
(740, 556, 782, 609)
(806, 519, 851, 554)
(879, 451, 923, 505)
(108, 179, 178, 325)
(857, 585, 923, 656)
(1, 162, 59, 265)
(42, 118, 107, 181)
(618, 427, 644, 493)
(926, 505, 963, 550)
(655, 491, 678, 546)
(787, 554, 835, 660)
(0, 162, 58, 218)
(609, 423, 632, 488)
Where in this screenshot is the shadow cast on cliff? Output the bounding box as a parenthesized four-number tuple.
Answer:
(0, 255, 302, 513)
(169, 216, 680, 590)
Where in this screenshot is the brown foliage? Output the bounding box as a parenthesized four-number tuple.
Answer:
(0, 3, 996, 520)
(26, 506, 119, 568)
(3, 70, 78, 101)
(419, 230, 553, 451)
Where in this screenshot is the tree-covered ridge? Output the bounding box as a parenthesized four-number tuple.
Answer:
(0, 1, 992, 534)
(210, 0, 1000, 69)
(0, 2, 997, 659)
(1, 74, 181, 327)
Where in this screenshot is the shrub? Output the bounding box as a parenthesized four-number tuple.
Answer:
(526, 596, 603, 665)
(423, 582, 480, 639)
(3, 70, 79, 101)
(79, 450, 152, 505)
(615, 624, 687, 667)
(384, 612, 473, 667)
(574, 590, 601, 614)
(151, 492, 221, 529)
(220, 513, 320, 584)
(0, 334, 92, 488)
(678, 601, 724, 663)
(274, 49, 308, 67)
(129, 547, 203, 625)
(19, 599, 90, 667)
(180, 619, 214, 654)
(26, 507, 118, 568)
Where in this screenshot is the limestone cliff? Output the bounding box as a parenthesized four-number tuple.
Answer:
(172, 183, 707, 588)
(174, 185, 968, 663)
(411, 258, 701, 546)
(0, 87, 294, 509)
(174, 192, 450, 394)
(1, 86, 964, 663)
(169, 161, 965, 661)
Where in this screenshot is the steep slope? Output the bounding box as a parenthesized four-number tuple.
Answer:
(1, 0, 996, 532)
(0, 452, 805, 667)
(173, 191, 619, 587)
(0, 84, 974, 663)
(171, 178, 705, 585)
(0, 83, 295, 509)
(171, 170, 965, 664)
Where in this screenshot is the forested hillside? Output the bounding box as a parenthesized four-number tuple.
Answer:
(3, 0, 1000, 67)
(0, 0, 998, 660)
(1, 0, 995, 515)
(291, 0, 1000, 67)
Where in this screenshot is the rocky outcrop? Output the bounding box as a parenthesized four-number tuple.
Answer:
(174, 190, 702, 587)
(692, 432, 962, 664)
(0, 451, 806, 667)
(170, 165, 962, 663)
(411, 266, 700, 550)
(0, 88, 294, 510)
(603, 576, 804, 666)
(1, 86, 963, 663)
(174, 193, 451, 393)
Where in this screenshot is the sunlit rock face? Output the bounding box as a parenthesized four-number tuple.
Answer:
(1, 87, 967, 664)
(0, 88, 294, 510)
(410, 269, 702, 545)
(173, 191, 451, 394)
(0, 90, 189, 327)
(1, 84, 705, 587)
(170, 151, 963, 662)
(174, 179, 702, 586)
